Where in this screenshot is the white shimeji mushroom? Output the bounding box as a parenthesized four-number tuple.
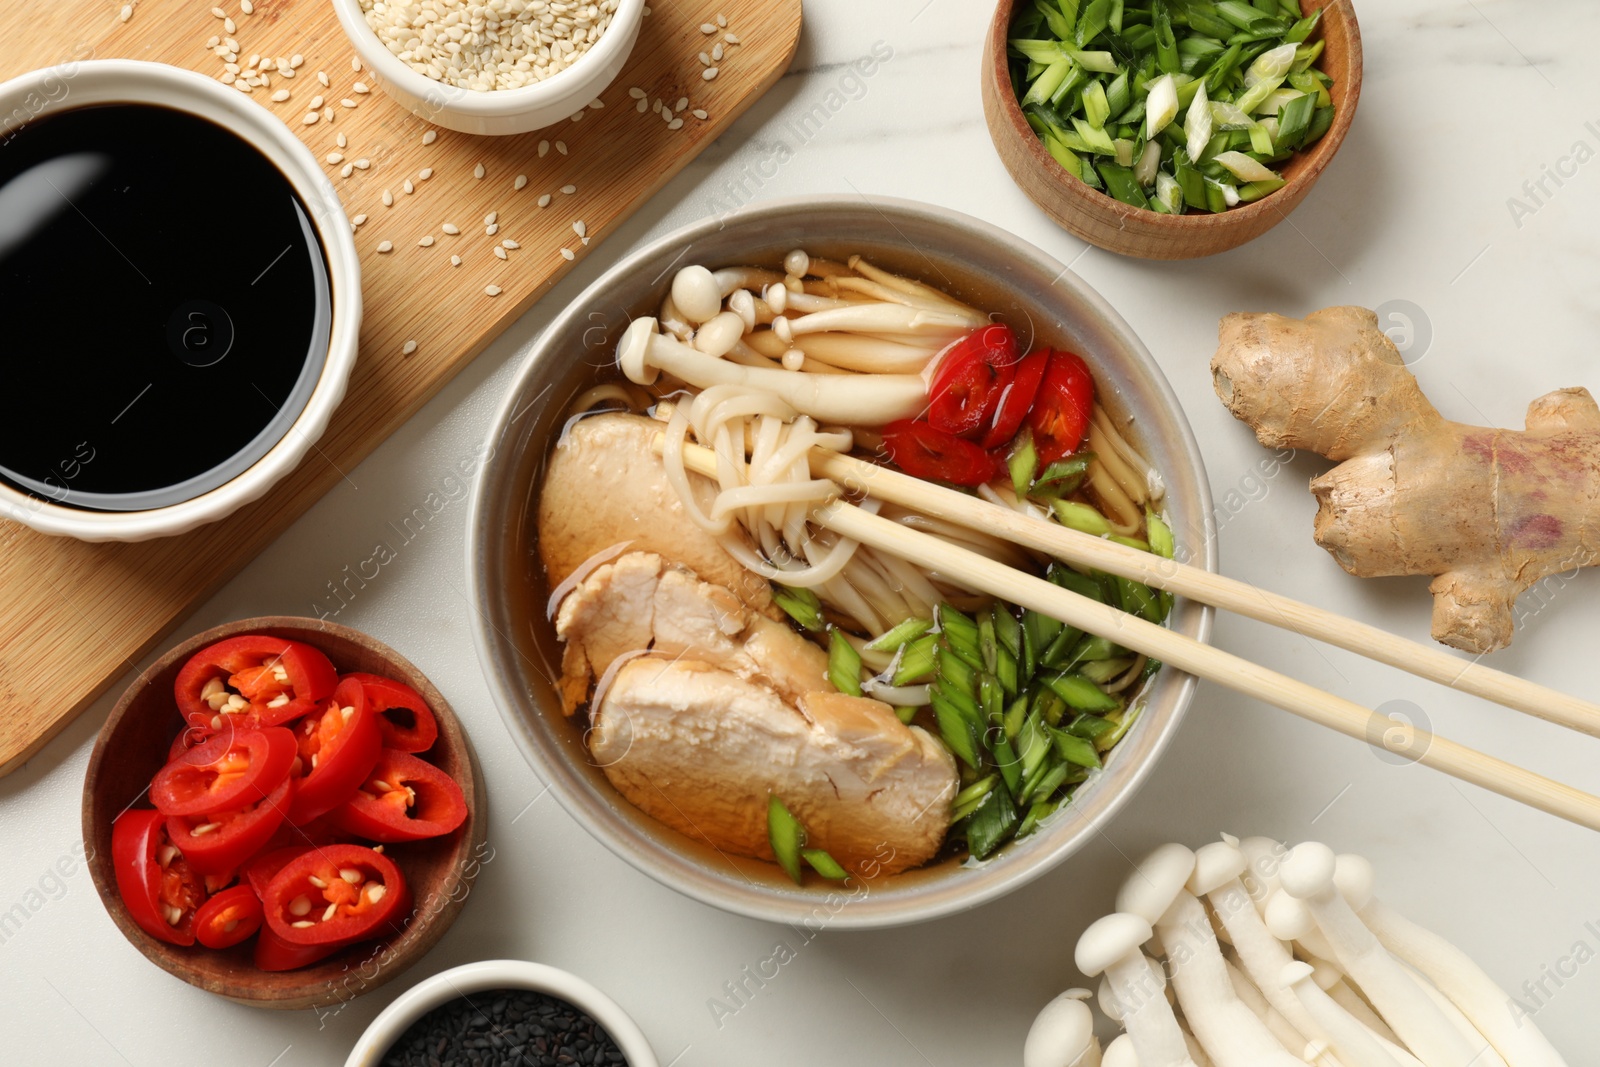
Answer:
(1338, 854, 1570, 1067)
(1278, 843, 1479, 1067)
(1077, 914, 1198, 1067)
(1104, 1035, 1141, 1067)
(1283, 962, 1416, 1067)
(1026, 990, 1103, 1067)
(1223, 957, 1315, 1056)
(670, 265, 722, 324)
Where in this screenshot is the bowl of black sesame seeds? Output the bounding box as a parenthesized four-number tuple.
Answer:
(346, 959, 657, 1067)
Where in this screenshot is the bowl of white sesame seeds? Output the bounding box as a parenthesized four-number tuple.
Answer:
(332, 0, 647, 136)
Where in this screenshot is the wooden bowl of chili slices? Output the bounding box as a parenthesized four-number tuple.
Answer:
(81, 617, 487, 1009)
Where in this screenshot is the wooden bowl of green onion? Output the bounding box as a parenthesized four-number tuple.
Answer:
(982, 0, 1361, 260)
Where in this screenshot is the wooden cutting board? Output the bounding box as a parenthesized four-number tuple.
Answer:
(0, 0, 801, 774)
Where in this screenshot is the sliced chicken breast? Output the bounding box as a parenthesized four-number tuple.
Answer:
(537, 412, 774, 615)
(555, 551, 829, 715)
(590, 657, 957, 875)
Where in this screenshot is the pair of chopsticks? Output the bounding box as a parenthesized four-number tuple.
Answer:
(652, 429, 1600, 833)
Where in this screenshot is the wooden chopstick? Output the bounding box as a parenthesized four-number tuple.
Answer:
(658, 433, 1600, 833)
(807, 450, 1600, 741)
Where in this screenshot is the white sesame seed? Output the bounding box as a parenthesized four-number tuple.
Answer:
(317, 70, 330, 87)
(485, 285, 502, 297)
(302, 112, 318, 125)
(494, 246, 507, 260)
(485, 223, 499, 236)
(352, 214, 367, 225)
(717, 12, 727, 26)
(241, 0, 252, 12)
(485, 211, 497, 225)
(326, 152, 343, 164)
(635, 99, 648, 113)
(309, 94, 324, 109)
(403, 179, 414, 194)
(422, 129, 437, 145)
(668, 118, 683, 130)
(382, 189, 394, 206)
(337, 132, 347, 148)
(418, 235, 434, 246)
(418, 168, 432, 180)
(660, 108, 672, 124)
(700, 22, 716, 33)
(402, 340, 417, 355)
(225, 62, 241, 74)
(561, 248, 576, 261)
(292, 53, 305, 67)
(555, 141, 568, 155)
(561, 184, 576, 194)
(441, 223, 460, 235)
(676, 96, 689, 111)
(224, 16, 235, 33)
(474, 163, 485, 179)
(341, 163, 353, 178)
(513, 174, 528, 190)
(571, 111, 584, 122)
(712, 43, 724, 61)
(628, 87, 645, 99)
(351, 55, 362, 72)
(376, 240, 393, 253)
(537, 194, 551, 208)
(502, 238, 520, 249)
(353, 82, 370, 94)
(279, 65, 295, 78)
(692, 109, 708, 120)
(699, 52, 711, 66)
(589, 97, 604, 109)
(119, 4, 133, 22)
(703, 67, 719, 81)
(220, 72, 236, 85)
(450, 255, 461, 266)
(341, 98, 357, 108)
(573, 220, 587, 238)
(323, 107, 334, 122)
(354, 157, 370, 170)
(538, 140, 549, 158)
(206, 35, 219, 47)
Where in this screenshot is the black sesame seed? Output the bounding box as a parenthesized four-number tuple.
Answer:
(380, 988, 629, 1067)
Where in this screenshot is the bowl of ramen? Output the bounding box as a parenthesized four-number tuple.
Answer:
(467, 196, 1215, 927)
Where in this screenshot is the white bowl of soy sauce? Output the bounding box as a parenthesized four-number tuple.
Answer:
(346, 959, 658, 1067)
(0, 59, 361, 541)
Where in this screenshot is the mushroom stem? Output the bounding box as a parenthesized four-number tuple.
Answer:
(1278, 844, 1478, 1067)
(1283, 962, 1416, 1067)
(1026, 990, 1103, 1067)
(785, 302, 985, 339)
(1225, 957, 1319, 1057)
(617, 318, 927, 426)
(1077, 914, 1199, 1067)
(1156, 890, 1311, 1066)
(1104, 1035, 1141, 1067)
(1393, 958, 1509, 1067)
(1359, 896, 1569, 1067)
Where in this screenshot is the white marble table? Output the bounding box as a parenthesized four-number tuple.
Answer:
(4, 1, 1598, 1062)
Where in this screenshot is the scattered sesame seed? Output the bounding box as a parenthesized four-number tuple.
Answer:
(538, 140, 549, 157)
(652, 100, 662, 114)
(560, 184, 576, 194)
(326, 152, 343, 164)
(422, 130, 437, 145)
(402, 340, 417, 355)
(560, 248, 576, 261)
(119, 4, 133, 22)
(474, 163, 485, 179)
(485, 285, 502, 296)
(351, 55, 362, 72)
(317, 70, 330, 87)
(667, 118, 683, 130)
(352, 214, 367, 226)
(323, 106, 334, 122)
(292, 54, 305, 68)
(676, 96, 689, 111)
(341, 98, 357, 108)
(241, 0, 252, 12)
(220, 72, 236, 84)
(573, 220, 587, 238)
(376, 240, 393, 253)
(234, 80, 252, 94)
(441, 223, 460, 235)
(555, 140, 568, 155)
(450, 255, 461, 267)
(537, 194, 551, 208)
(341, 162, 353, 178)
(725, 32, 741, 44)
(403, 179, 414, 194)
(502, 238, 520, 249)
(589, 97, 604, 109)
(337, 132, 347, 148)
(353, 82, 370, 94)
(660, 108, 672, 124)
(635, 98, 649, 113)
(571, 110, 584, 122)
(700, 22, 715, 33)
(692, 109, 708, 120)
(494, 246, 507, 260)
(699, 52, 711, 66)
(716, 12, 727, 26)
(207, 34, 219, 47)
(224, 16, 235, 33)
(703, 67, 719, 81)
(418, 168, 433, 180)
(354, 157, 370, 169)
(279, 65, 295, 78)
(513, 174, 528, 190)
(418, 235, 434, 247)
(485, 223, 499, 236)
(628, 87, 645, 100)
(382, 189, 394, 206)
(303, 112, 318, 125)
(485, 212, 497, 225)
(712, 43, 724, 61)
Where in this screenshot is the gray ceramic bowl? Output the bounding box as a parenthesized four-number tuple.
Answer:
(467, 196, 1215, 927)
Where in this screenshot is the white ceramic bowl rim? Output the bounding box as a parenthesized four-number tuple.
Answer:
(345, 960, 659, 1067)
(0, 59, 361, 542)
(331, 0, 646, 119)
(467, 195, 1217, 928)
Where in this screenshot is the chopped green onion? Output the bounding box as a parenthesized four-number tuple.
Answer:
(1213, 150, 1279, 183)
(1041, 670, 1122, 711)
(1052, 499, 1113, 535)
(892, 633, 939, 685)
(1031, 453, 1095, 496)
(962, 785, 1020, 860)
(801, 848, 849, 881)
(951, 774, 999, 815)
(931, 691, 982, 771)
(1145, 72, 1179, 137)
(1009, 427, 1039, 497)
(827, 627, 863, 697)
(867, 616, 933, 653)
(1147, 509, 1175, 559)
(773, 584, 824, 632)
(767, 796, 807, 885)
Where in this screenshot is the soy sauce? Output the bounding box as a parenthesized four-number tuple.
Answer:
(0, 103, 331, 511)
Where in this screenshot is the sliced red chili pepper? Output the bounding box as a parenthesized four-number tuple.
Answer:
(1027, 350, 1096, 464)
(193, 885, 264, 949)
(175, 635, 338, 729)
(203, 868, 238, 896)
(344, 673, 438, 754)
(287, 677, 382, 825)
(166, 774, 294, 876)
(261, 844, 411, 947)
(245, 845, 313, 900)
(254, 926, 345, 972)
(882, 420, 1001, 487)
(111, 809, 205, 947)
(329, 749, 468, 843)
(980, 348, 1050, 449)
(150, 725, 296, 817)
(167, 722, 215, 764)
(927, 324, 1020, 439)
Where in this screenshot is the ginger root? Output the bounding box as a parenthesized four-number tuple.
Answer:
(1212, 305, 1600, 654)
